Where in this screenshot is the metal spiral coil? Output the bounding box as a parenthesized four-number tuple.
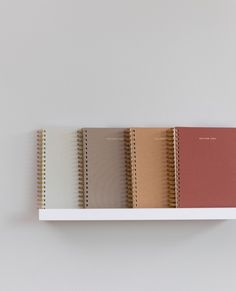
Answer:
(77, 129, 85, 208)
(131, 129, 138, 208)
(124, 129, 138, 208)
(124, 129, 133, 208)
(166, 129, 176, 208)
(37, 129, 46, 209)
(174, 128, 180, 207)
(83, 129, 89, 208)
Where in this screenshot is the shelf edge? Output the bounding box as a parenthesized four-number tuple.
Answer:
(39, 208, 236, 221)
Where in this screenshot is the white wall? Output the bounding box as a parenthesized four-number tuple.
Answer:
(1, 0, 236, 290)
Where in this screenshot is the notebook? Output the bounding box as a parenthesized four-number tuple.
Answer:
(125, 128, 174, 208)
(37, 128, 79, 208)
(79, 128, 127, 208)
(174, 127, 236, 207)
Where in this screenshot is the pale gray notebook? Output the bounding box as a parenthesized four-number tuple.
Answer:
(37, 128, 79, 208)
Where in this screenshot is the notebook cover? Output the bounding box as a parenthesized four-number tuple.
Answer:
(37, 128, 79, 208)
(128, 128, 169, 208)
(176, 127, 236, 207)
(82, 128, 127, 208)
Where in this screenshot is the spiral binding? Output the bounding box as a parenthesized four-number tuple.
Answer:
(166, 129, 176, 207)
(131, 129, 138, 207)
(83, 129, 89, 208)
(37, 129, 46, 209)
(174, 128, 180, 207)
(77, 129, 85, 208)
(124, 129, 133, 207)
(124, 129, 138, 208)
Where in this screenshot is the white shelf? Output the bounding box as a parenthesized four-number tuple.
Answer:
(39, 208, 236, 221)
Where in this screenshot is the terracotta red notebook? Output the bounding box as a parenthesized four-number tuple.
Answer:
(175, 127, 236, 207)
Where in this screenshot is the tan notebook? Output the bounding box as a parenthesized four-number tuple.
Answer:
(78, 128, 127, 208)
(125, 128, 174, 208)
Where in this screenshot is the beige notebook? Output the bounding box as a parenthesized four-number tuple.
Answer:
(125, 128, 174, 208)
(79, 128, 127, 208)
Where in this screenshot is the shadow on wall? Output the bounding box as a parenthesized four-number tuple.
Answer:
(45, 220, 225, 248)
(6, 130, 38, 225)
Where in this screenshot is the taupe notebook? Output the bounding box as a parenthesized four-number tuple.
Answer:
(79, 128, 127, 208)
(125, 128, 174, 208)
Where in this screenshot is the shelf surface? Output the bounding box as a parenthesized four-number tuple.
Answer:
(39, 208, 236, 221)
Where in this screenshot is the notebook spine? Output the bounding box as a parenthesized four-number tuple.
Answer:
(37, 129, 46, 209)
(166, 129, 176, 208)
(124, 129, 138, 208)
(77, 130, 84, 208)
(124, 129, 133, 207)
(83, 129, 89, 208)
(131, 129, 138, 207)
(174, 128, 180, 207)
